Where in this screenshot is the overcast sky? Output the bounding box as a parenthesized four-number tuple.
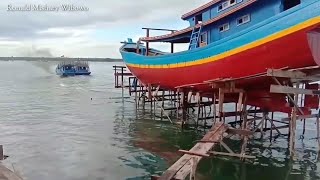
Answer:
(0, 0, 209, 58)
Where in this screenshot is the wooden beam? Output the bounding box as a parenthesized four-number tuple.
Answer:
(281, 114, 318, 121)
(196, 140, 220, 143)
(227, 128, 254, 136)
(142, 27, 177, 32)
(178, 150, 210, 157)
(267, 69, 306, 78)
(209, 151, 256, 159)
(270, 85, 320, 95)
(151, 176, 179, 180)
(220, 141, 234, 154)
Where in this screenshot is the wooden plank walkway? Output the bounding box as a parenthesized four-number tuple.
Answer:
(154, 122, 228, 180)
(0, 164, 22, 180)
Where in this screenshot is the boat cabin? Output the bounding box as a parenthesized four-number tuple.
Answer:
(139, 0, 304, 53)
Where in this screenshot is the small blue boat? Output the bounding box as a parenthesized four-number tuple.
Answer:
(56, 61, 91, 76)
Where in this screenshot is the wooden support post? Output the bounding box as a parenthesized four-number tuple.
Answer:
(240, 93, 248, 161)
(218, 88, 225, 122)
(142, 86, 145, 110)
(113, 67, 116, 87)
(183, 92, 188, 127)
(213, 93, 217, 124)
(237, 92, 244, 112)
(204, 101, 207, 127)
(270, 112, 274, 141)
(289, 93, 298, 156)
(135, 81, 138, 110)
(260, 113, 267, 137)
(197, 100, 201, 128)
(161, 90, 165, 121)
(317, 111, 320, 152)
(0, 145, 3, 160)
(177, 91, 181, 121)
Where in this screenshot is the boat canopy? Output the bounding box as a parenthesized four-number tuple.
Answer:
(57, 61, 89, 68)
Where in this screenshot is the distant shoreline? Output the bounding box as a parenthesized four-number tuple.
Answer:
(0, 57, 123, 62)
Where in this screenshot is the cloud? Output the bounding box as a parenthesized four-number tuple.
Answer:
(0, 0, 209, 57)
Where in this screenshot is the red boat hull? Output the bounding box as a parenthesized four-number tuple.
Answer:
(127, 27, 318, 92)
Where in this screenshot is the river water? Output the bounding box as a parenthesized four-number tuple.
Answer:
(0, 61, 319, 180)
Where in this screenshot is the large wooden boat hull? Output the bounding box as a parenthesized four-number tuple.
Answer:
(126, 25, 318, 90)
(120, 1, 320, 111)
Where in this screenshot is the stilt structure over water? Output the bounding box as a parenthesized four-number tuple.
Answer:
(114, 65, 320, 180)
(116, 0, 320, 179)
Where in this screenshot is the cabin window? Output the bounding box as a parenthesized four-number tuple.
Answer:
(283, 0, 300, 11)
(218, 0, 237, 12)
(237, 14, 250, 26)
(195, 14, 202, 24)
(219, 23, 230, 32)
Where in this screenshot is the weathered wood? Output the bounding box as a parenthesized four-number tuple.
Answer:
(174, 124, 227, 179)
(196, 140, 220, 143)
(220, 141, 234, 154)
(210, 151, 256, 159)
(290, 94, 299, 156)
(317, 115, 320, 152)
(237, 92, 244, 112)
(267, 69, 306, 78)
(227, 128, 254, 136)
(178, 150, 210, 157)
(223, 109, 263, 117)
(158, 122, 227, 180)
(0, 164, 23, 180)
(254, 125, 289, 132)
(270, 85, 320, 95)
(266, 116, 282, 135)
(218, 88, 225, 122)
(190, 157, 197, 180)
(0, 145, 3, 161)
(151, 176, 179, 180)
(158, 170, 183, 180)
(281, 114, 318, 121)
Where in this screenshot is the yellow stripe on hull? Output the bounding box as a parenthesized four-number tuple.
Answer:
(127, 16, 320, 69)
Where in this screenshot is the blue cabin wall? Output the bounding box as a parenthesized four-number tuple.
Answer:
(187, 17, 195, 27)
(184, 0, 305, 44)
(202, 0, 282, 43)
(209, 0, 249, 22)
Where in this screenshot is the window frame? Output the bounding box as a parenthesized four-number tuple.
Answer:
(217, 0, 237, 12)
(219, 23, 230, 32)
(237, 14, 251, 26)
(200, 32, 208, 43)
